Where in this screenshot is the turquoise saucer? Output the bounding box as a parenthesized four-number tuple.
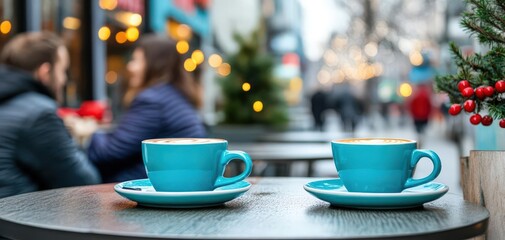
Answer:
(114, 179, 251, 208)
(304, 179, 449, 209)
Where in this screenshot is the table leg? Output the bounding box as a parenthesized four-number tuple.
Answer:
(274, 163, 291, 176)
(307, 161, 314, 177)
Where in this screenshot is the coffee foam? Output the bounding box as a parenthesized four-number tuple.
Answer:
(143, 138, 225, 144)
(334, 138, 414, 144)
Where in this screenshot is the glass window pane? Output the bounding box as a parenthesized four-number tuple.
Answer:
(41, 0, 84, 107)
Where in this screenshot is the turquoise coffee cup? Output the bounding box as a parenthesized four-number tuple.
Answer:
(331, 138, 441, 193)
(142, 138, 253, 192)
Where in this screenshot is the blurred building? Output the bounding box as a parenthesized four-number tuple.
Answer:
(264, 0, 304, 106)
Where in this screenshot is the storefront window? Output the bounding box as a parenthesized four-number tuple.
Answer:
(41, 0, 84, 107)
(100, 0, 145, 114)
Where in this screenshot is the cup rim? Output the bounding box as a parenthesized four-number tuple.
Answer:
(331, 137, 416, 145)
(142, 138, 227, 145)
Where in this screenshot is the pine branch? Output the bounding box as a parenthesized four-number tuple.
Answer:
(435, 75, 464, 103)
(467, 0, 505, 32)
(449, 42, 487, 75)
(461, 18, 505, 45)
(496, 0, 505, 13)
(487, 98, 505, 119)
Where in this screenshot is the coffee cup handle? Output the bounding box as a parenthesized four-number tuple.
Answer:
(404, 149, 442, 189)
(214, 150, 253, 188)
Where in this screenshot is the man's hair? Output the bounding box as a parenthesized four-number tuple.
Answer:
(0, 32, 64, 72)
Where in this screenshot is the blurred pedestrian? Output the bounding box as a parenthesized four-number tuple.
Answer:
(407, 84, 433, 144)
(0, 32, 101, 198)
(332, 83, 363, 132)
(82, 35, 207, 183)
(310, 88, 327, 131)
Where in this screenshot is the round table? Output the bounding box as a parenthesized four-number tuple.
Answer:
(0, 178, 489, 240)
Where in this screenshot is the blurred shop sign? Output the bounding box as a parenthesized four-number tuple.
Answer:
(270, 32, 298, 53)
(173, 0, 209, 14)
(117, 0, 144, 14)
(150, 0, 209, 36)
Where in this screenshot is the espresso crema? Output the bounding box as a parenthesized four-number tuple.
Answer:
(143, 138, 225, 144)
(335, 138, 414, 144)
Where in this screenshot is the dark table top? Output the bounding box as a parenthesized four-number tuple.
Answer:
(0, 178, 489, 240)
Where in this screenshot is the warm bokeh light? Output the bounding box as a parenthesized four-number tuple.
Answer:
(332, 37, 348, 49)
(126, 27, 139, 42)
(115, 12, 142, 27)
(399, 83, 413, 97)
(364, 42, 378, 57)
(105, 71, 118, 84)
(349, 45, 362, 61)
(0, 20, 11, 34)
(208, 54, 222, 68)
(191, 50, 205, 64)
(98, 26, 111, 41)
(176, 40, 189, 54)
(364, 65, 376, 79)
(376, 21, 389, 37)
(332, 70, 345, 83)
(115, 31, 127, 44)
(285, 77, 304, 105)
(99, 0, 117, 10)
(129, 14, 142, 27)
(253, 101, 264, 112)
(290, 77, 303, 92)
(63, 17, 81, 30)
(217, 63, 231, 76)
(409, 51, 423, 66)
(323, 50, 338, 66)
(357, 63, 369, 80)
(176, 24, 192, 40)
(373, 63, 384, 76)
(242, 82, 251, 92)
(184, 58, 197, 72)
(317, 69, 331, 84)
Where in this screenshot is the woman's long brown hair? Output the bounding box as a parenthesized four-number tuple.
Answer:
(124, 34, 202, 108)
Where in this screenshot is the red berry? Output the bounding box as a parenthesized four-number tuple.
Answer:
(464, 100, 476, 112)
(458, 80, 471, 92)
(495, 80, 505, 93)
(482, 115, 493, 126)
(461, 87, 474, 98)
(500, 119, 505, 128)
(484, 86, 495, 97)
(448, 104, 462, 116)
(475, 87, 486, 100)
(470, 114, 482, 125)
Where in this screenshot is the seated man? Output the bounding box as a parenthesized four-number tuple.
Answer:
(0, 32, 100, 198)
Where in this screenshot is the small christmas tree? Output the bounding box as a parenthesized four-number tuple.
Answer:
(220, 30, 288, 127)
(435, 0, 505, 128)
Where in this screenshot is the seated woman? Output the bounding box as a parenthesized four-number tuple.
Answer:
(87, 35, 206, 183)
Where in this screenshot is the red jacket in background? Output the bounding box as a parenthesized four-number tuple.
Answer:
(409, 85, 432, 121)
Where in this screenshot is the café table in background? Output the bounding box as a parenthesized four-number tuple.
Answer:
(257, 131, 351, 143)
(228, 142, 333, 176)
(0, 178, 489, 240)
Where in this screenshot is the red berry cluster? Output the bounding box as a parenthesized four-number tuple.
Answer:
(448, 80, 505, 128)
